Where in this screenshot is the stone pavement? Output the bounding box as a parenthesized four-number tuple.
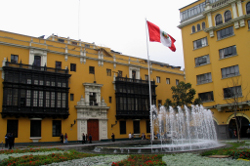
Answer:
(1, 138, 250, 151)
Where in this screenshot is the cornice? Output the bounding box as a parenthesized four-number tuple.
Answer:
(203, 0, 236, 15)
(82, 83, 103, 87)
(205, 100, 250, 111)
(178, 14, 205, 29)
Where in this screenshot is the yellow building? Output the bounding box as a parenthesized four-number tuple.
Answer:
(178, 0, 250, 139)
(0, 30, 184, 143)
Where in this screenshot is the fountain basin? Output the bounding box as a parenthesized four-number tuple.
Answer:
(77, 140, 225, 154)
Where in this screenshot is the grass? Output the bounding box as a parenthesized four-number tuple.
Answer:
(0, 150, 100, 166)
(0, 142, 249, 165)
(200, 142, 250, 160)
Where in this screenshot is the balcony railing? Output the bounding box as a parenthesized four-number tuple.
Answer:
(115, 76, 155, 85)
(5, 61, 69, 74)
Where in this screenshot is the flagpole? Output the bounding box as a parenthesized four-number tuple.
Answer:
(145, 19, 154, 142)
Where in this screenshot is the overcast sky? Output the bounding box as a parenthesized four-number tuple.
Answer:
(0, 0, 195, 69)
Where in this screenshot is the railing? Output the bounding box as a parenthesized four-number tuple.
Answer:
(2, 106, 69, 118)
(115, 77, 155, 85)
(4, 61, 69, 74)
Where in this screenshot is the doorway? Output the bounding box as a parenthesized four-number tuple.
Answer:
(87, 119, 99, 141)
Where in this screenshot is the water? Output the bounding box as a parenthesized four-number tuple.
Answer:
(151, 105, 218, 152)
(86, 105, 221, 154)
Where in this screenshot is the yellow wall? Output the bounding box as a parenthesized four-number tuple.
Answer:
(0, 30, 185, 143)
(179, 0, 250, 127)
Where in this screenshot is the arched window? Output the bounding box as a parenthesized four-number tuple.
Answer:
(247, 2, 250, 14)
(224, 11, 232, 22)
(202, 22, 206, 29)
(192, 26, 196, 33)
(197, 24, 201, 31)
(215, 14, 223, 25)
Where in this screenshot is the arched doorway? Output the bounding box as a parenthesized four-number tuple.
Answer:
(228, 116, 250, 138)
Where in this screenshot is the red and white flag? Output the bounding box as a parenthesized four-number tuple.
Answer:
(147, 21, 176, 52)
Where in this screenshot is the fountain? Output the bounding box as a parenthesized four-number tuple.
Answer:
(79, 105, 223, 154)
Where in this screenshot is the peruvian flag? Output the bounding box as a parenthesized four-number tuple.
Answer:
(147, 21, 176, 52)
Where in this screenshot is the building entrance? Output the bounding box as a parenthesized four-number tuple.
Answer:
(87, 119, 99, 141)
(229, 116, 250, 138)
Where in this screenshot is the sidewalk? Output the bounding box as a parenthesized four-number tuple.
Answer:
(1, 139, 150, 151)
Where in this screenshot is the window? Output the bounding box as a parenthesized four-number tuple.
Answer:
(217, 26, 234, 40)
(198, 91, 214, 102)
(55, 61, 61, 69)
(120, 121, 126, 134)
(133, 121, 140, 134)
(145, 75, 148, 80)
(70, 63, 76, 72)
(109, 96, 112, 103)
(52, 120, 61, 137)
(33, 91, 38, 107)
(219, 45, 237, 59)
(166, 78, 170, 84)
(11, 54, 18, 63)
(195, 55, 210, 66)
(215, 14, 223, 25)
(176, 79, 179, 85)
(30, 120, 41, 137)
(118, 70, 122, 77)
(248, 20, 250, 29)
(89, 66, 95, 74)
(34, 56, 41, 67)
(180, 2, 206, 21)
(106, 69, 111, 76)
(57, 92, 61, 108)
(202, 22, 206, 29)
(46, 92, 50, 107)
(221, 65, 239, 78)
(192, 26, 196, 33)
(7, 120, 18, 138)
(85, 44, 90, 48)
(247, 2, 250, 14)
(156, 76, 161, 83)
(58, 39, 64, 43)
(70, 93, 74, 101)
(197, 24, 201, 31)
(51, 92, 55, 107)
(38, 91, 43, 107)
(71, 41, 77, 45)
(89, 92, 97, 106)
(132, 70, 136, 79)
(197, 73, 212, 84)
(62, 93, 66, 108)
(223, 86, 242, 99)
(26, 90, 31, 106)
(193, 37, 207, 49)
(20, 90, 25, 107)
(224, 11, 232, 22)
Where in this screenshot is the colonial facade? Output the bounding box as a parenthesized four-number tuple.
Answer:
(179, 0, 250, 139)
(0, 30, 185, 143)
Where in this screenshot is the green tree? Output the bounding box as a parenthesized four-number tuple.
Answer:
(164, 81, 201, 108)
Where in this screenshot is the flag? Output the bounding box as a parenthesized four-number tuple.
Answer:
(147, 21, 176, 52)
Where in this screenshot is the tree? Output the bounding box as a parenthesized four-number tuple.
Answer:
(164, 81, 201, 108)
(223, 78, 250, 141)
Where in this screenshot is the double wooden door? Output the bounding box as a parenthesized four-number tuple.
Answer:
(87, 119, 99, 141)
